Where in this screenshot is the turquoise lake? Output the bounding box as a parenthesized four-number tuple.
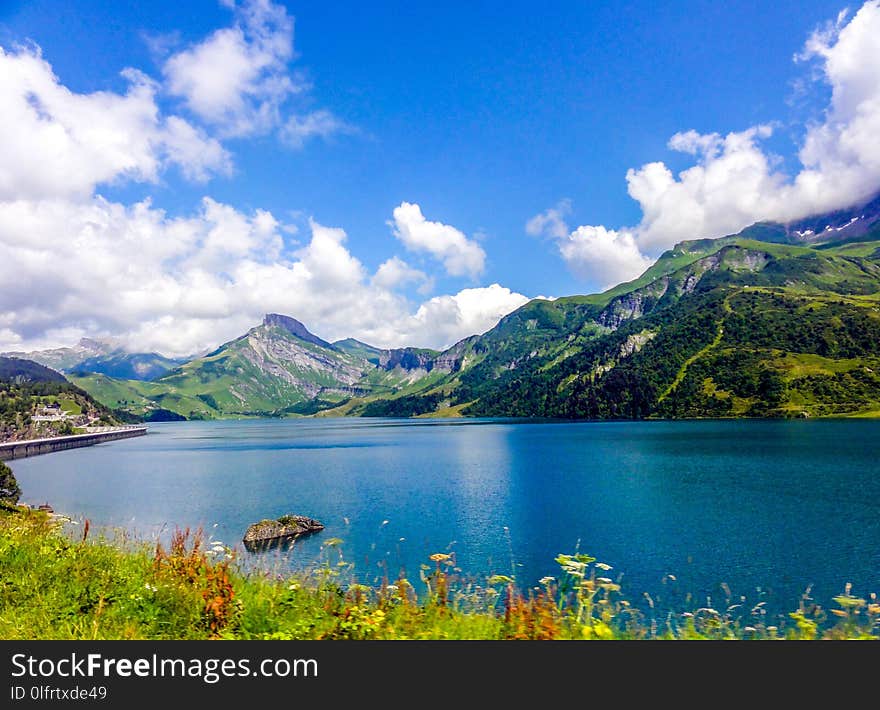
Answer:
(10, 418, 880, 619)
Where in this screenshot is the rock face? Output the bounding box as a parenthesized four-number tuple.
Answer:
(378, 348, 436, 371)
(263, 314, 335, 350)
(242, 514, 324, 550)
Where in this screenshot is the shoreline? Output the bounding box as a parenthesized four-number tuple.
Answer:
(0, 504, 876, 640)
(0, 426, 147, 461)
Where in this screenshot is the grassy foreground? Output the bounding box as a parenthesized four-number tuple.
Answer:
(0, 506, 877, 640)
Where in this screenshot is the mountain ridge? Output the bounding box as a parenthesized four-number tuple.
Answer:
(45, 195, 880, 420)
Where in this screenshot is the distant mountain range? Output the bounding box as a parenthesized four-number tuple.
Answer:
(64, 314, 454, 420)
(15, 193, 880, 420)
(3, 339, 186, 381)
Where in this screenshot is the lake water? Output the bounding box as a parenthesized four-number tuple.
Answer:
(10, 418, 880, 619)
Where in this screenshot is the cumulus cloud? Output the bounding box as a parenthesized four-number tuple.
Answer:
(625, 124, 785, 252)
(0, 8, 530, 357)
(0, 45, 230, 200)
(163, 0, 295, 135)
(372, 256, 431, 292)
(531, 1, 880, 287)
(407, 285, 532, 349)
(557, 227, 652, 288)
(163, 0, 347, 144)
(390, 202, 487, 278)
(0, 198, 528, 354)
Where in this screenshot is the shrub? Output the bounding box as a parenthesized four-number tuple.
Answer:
(0, 461, 20, 505)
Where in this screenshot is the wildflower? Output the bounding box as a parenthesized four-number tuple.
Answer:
(833, 595, 866, 609)
(429, 553, 451, 562)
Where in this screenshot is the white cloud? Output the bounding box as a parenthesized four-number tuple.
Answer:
(531, 1, 880, 288)
(527, 204, 651, 286)
(407, 285, 532, 348)
(525, 199, 571, 240)
(0, 12, 525, 357)
(372, 256, 430, 292)
(625, 124, 784, 252)
(163, 0, 295, 136)
(791, 0, 880, 211)
(0, 2, 529, 357)
(281, 109, 352, 149)
(390, 202, 487, 278)
(0, 45, 230, 200)
(558, 227, 652, 288)
(0, 197, 528, 355)
(163, 0, 348, 146)
(161, 116, 233, 182)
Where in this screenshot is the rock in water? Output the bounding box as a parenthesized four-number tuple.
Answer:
(243, 514, 324, 551)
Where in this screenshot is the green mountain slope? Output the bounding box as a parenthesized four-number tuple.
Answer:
(73, 195, 880, 420)
(1, 358, 128, 441)
(70, 352, 184, 381)
(348, 192, 880, 418)
(74, 314, 446, 419)
(0, 357, 67, 384)
(358, 236, 880, 419)
(141, 314, 373, 417)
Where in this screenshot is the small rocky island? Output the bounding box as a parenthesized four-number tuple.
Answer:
(242, 514, 324, 552)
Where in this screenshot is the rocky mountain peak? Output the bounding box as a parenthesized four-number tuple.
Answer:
(262, 314, 335, 350)
(77, 337, 113, 353)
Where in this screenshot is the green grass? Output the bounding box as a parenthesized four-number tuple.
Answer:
(1, 506, 877, 640)
(58, 398, 82, 415)
(773, 352, 880, 379)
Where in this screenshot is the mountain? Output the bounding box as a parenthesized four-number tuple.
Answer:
(70, 195, 880, 420)
(69, 352, 184, 381)
(0, 357, 129, 442)
(152, 313, 370, 417)
(738, 192, 880, 247)
(4, 338, 183, 381)
(0, 357, 67, 384)
(4, 338, 113, 372)
(70, 314, 441, 419)
(349, 197, 880, 419)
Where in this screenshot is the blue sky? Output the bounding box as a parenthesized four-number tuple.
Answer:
(1, 0, 878, 354)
